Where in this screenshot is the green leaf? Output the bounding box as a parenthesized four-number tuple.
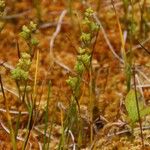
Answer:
(125, 89, 144, 123)
(140, 106, 150, 118)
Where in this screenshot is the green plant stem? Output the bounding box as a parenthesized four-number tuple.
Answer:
(89, 67, 94, 143)
(89, 30, 97, 140)
(0, 75, 17, 150)
(122, 0, 129, 21)
(68, 0, 72, 16)
(33, 0, 42, 23)
(22, 105, 33, 150)
(15, 111, 21, 140)
(126, 0, 134, 92)
(58, 127, 65, 150)
(47, 117, 54, 150)
(137, 40, 150, 55)
(139, 0, 146, 37)
(133, 67, 144, 149)
(43, 81, 51, 150)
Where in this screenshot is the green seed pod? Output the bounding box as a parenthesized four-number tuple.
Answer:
(22, 25, 30, 34)
(21, 52, 31, 59)
(78, 47, 86, 54)
(19, 25, 31, 40)
(20, 85, 32, 92)
(78, 53, 91, 67)
(90, 22, 100, 32)
(82, 17, 90, 25)
(85, 7, 94, 17)
(31, 38, 39, 46)
(11, 68, 29, 80)
(74, 61, 85, 74)
(29, 21, 37, 32)
(66, 76, 78, 90)
(17, 52, 31, 71)
(80, 32, 91, 44)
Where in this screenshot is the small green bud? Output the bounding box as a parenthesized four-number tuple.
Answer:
(20, 85, 32, 92)
(82, 17, 90, 25)
(17, 52, 31, 71)
(19, 31, 30, 40)
(90, 22, 100, 32)
(19, 25, 31, 40)
(31, 38, 39, 46)
(22, 25, 30, 34)
(11, 68, 29, 80)
(66, 76, 78, 90)
(74, 61, 85, 74)
(78, 47, 86, 54)
(21, 52, 31, 59)
(20, 32, 29, 40)
(85, 7, 94, 17)
(78, 53, 91, 67)
(17, 59, 31, 71)
(29, 21, 37, 32)
(80, 32, 91, 44)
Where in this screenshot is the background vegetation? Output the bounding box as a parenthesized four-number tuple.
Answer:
(1, 0, 150, 149)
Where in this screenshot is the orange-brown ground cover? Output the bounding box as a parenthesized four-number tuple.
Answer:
(1, 0, 150, 149)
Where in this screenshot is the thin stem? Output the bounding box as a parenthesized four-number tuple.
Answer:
(33, 0, 42, 23)
(43, 81, 51, 150)
(139, 0, 146, 37)
(89, 67, 93, 143)
(137, 40, 150, 55)
(22, 105, 33, 150)
(133, 67, 144, 149)
(0, 75, 17, 150)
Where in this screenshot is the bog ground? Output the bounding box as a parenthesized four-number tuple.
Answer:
(1, 0, 150, 149)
